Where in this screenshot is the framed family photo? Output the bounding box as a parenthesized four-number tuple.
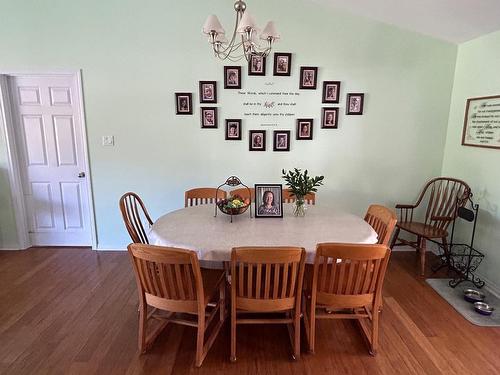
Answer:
(249, 130, 266, 151)
(224, 66, 242, 89)
(296, 119, 313, 140)
(200, 107, 217, 128)
(248, 54, 266, 76)
(175, 93, 193, 115)
(346, 93, 364, 115)
(273, 130, 290, 151)
(225, 119, 242, 140)
(199, 81, 217, 103)
(273, 52, 292, 76)
(322, 81, 341, 103)
(322, 108, 339, 128)
(255, 184, 283, 218)
(299, 67, 318, 89)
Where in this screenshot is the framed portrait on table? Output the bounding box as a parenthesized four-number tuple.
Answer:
(175, 93, 193, 115)
(248, 55, 266, 76)
(224, 66, 242, 89)
(199, 81, 217, 103)
(322, 81, 341, 103)
(200, 107, 218, 128)
(225, 119, 242, 140)
(322, 108, 339, 129)
(273, 52, 292, 76)
(299, 67, 318, 89)
(346, 93, 364, 115)
(296, 119, 313, 140)
(255, 184, 283, 218)
(273, 130, 291, 151)
(249, 130, 266, 151)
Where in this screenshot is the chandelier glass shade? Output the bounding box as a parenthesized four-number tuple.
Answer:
(202, 1, 280, 62)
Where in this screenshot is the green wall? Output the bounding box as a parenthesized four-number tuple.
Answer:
(441, 30, 500, 287)
(0, 0, 457, 249)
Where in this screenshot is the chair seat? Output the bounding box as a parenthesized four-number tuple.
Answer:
(397, 221, 448, 238)
(201, 268, 225, 305)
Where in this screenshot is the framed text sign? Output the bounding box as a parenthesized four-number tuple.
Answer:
(462, 95, 500, 149)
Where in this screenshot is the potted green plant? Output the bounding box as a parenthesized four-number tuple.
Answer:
(282, 168, 324, 216)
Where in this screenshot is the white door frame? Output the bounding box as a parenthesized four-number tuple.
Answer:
(0, 70, 97, 250)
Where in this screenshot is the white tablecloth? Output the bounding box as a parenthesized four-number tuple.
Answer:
(149, 204, 377, 264)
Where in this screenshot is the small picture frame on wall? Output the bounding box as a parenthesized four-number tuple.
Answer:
(255, 184, 283, 218)
(249, 54, 266, 76)
(225, 119, 242, 140)
(175, 93, 193, 115)
(296, 119, 313, 140)
(200, 107, 217, 128)
(322, 81, 341, 103)
(299, 67, 318, 89)
(346, 93, 364, 115)
(249, 130, 266, 151)
(273, 130, 291, 151)
(199, 81, 217, 103)
(224, 66, 242, 89)
(322, 108, 339, 128)
(273, 52, 292, 76)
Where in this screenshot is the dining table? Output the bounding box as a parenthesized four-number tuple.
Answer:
(149, 203, 378, 264)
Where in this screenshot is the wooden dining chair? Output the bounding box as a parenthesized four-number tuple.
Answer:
(128, 243, 226, 367)
(185, 188, 227, 207)
(230, 246, 306, 362)
(229, 187, 255, 202)
(390, 177, 471, 275)
(119, 192, 154, 244)
(303, 243, 390, 355)
(364, 204, 398, 246)
(282, 189, 316, 205)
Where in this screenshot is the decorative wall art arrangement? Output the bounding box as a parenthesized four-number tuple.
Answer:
(461, 95, 500, 150)
(174, 51, 366, 152)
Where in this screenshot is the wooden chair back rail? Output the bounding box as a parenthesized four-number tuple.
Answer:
(282, 190, 316, 205)
(364, 205, 397, 246)
(185, 188, 227, 207)
(119, 192, 154, 244)
(230, 188, 255, 201)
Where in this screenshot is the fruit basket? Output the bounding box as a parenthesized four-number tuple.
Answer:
(217, 196, 251, 216)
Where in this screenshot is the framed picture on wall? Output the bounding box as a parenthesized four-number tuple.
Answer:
(255, 184, 283, 218)
(461, 95, 500, 149)
(273, 52, 292, 76)
(322, 81, 341, 103)
(199, 81, 217, 103)
(322, 107, 339, 128)
(346, 93, 364, 115)
(225, 119, 242, 140)
(248, 55, 266, 76)
(175, 93, 193, 115)
(296, 119, 313, 140)
(224, 66, 242, 89)
(200, 107, 217, 128)
(249, 130, 266, 151)
(273, 130, 291, 151)
(299, 67, 318, 89)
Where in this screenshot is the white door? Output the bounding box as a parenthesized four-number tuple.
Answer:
(8, 74, 92, 246)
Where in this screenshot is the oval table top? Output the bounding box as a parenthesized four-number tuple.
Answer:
(149, 204, 378, 263)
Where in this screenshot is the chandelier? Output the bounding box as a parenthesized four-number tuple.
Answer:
(202, 1, 280, 62)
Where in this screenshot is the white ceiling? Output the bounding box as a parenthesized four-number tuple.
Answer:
(311, 0, 500, 43)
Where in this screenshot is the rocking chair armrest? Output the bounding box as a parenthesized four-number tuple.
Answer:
(430, 216, 454, 222)
(395, 204, 415, 209)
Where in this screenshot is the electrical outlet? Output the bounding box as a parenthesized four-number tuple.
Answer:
(102, 135, 114, 146)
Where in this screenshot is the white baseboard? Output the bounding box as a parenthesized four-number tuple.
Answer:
(0, 247, 22, 250)
(96, 246, 127, 251)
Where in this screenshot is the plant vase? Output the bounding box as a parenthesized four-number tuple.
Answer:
(293, 195, 306, 217)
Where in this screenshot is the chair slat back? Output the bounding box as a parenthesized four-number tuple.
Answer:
(231, 247, 305, 311)
(312, 243, 390, 308)
(128, 244, 203, 312)
(364, 205, 398, 246)
(185, 188, 227, 207)
(282, 190, 316, 205)
(119, 192, 154, 244)
(230, 188, 255, 202)
(422, 178, 470, 229)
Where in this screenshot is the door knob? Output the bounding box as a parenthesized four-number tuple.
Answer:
(78, 172, 86, 178)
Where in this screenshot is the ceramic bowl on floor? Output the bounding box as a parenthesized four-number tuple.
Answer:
(474, 302, 494, 316)
(463, 288, 485, 303)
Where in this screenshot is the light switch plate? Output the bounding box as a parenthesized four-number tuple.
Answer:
(102, 135, 114, 146)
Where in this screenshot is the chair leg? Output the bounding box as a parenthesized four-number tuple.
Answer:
(293, 309, 301, 360)
(390, 227, 400, 249)
(195, 314, 205, 367)
(370, 308, 379, 356)
(138, 303, 147, 353)
(230, 301, 237, 362)
(441, 236, 451, 266)
(309, 301, 316, 354)
(419, 237, 427, 276)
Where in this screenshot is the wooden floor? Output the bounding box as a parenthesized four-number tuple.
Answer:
(0, 248, 499, 375)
